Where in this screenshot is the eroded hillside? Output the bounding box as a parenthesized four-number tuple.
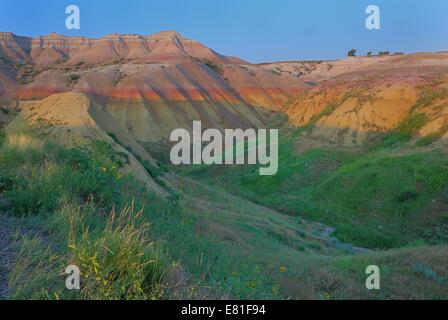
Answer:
(1, 30, 448, 300)
(0, 31, 307, 141)
(282, 52, 448, 148)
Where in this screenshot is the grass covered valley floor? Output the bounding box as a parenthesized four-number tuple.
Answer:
(1, 116, 447, 299)
(180, 128, 448, 250)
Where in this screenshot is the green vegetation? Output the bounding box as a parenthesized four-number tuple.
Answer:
(0, 128, 325, 299)
(68, 74, 80, 81)
(0, 130, 5, 146)
(11, 204, 166, 300)
(67, 74, 81, 86)
(0, 130, 287, 299)
(16, 63, 37, 85)
(1, 106, 10, 115)
(309, 101, 339, 124)
(1, 123, 447, 299)
(416, 132, 445, 147)
(347, 49, 357, 57)
(182, 129, 448, 249)
(376, 88, 448, 149)
(0, 130, 167, 299)
(200, 58, 224, 76)
(395, 113, 428, 136)
(312, 150, 448, 248)
(379, 113, 428, 149)
(308, 90, 364, 125)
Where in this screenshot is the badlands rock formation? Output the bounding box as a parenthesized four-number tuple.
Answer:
(6, 92, 167, 195)
(0, 31, 306, 142)
(281, 52, 448, 146)
(1, 30, 447, 148)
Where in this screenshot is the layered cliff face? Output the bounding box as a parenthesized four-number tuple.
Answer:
(3, 30, 447, 147)
(0, 30, 244, 66)
(282, 52, 448, 147)
(5, 91, 167, 195)
(0, 31, 306, 141)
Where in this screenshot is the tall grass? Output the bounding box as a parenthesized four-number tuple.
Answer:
(2, 128, 242, 299)
(66, 204, 165, 300)
(1, 130, 168, 299)
(3, 126, 448, 300)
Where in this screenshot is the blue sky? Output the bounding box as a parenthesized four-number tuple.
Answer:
(0, 0, 447, 63)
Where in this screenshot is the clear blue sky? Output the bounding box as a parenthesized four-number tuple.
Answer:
(0, 0, 447, 63)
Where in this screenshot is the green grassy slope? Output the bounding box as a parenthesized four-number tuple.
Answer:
(167, 173, 448, 300)
(181, 130, 448, 250)
(1, 124, 447, 300)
